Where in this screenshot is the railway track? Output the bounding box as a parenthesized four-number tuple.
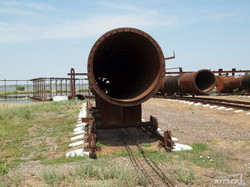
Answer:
(168, 97, 250, 111)
(117, 128, 175, 187)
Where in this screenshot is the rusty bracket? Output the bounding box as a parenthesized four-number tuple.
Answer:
(84, 126, 99, 159)
(164, 51, 175, 60)
(140, 116, 174, 151)
(158, 130, 174, 151)
(82, 117, 94, 123)
(149, 115, 158, 131)
(84, 104, 100, 159)
(88, 133, 97, 159)
(88, 119, 96, 133)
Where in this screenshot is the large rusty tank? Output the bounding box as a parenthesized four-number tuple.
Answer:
(88, 28, 165, 128)
(160, 69, 216, 96)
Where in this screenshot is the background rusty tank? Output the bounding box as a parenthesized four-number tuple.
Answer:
(215, 76, 231, 93)
(162, 69, 216, 95)
(216, 75, 250, 93)
(242, 75, 250, 92)
(88, 27, 165, 128)
(229, 75, 250, 89)
(161, 75, 180, 94)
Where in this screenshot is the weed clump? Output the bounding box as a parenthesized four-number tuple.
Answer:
(173, 168, 195, 185)
(0, 105, 32, 120)
(0, 162, 8, 175)
(75, 161, 148, 186)
(42, 170, 65, 186)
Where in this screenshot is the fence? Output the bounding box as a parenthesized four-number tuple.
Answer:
(0, 78, 88, 102)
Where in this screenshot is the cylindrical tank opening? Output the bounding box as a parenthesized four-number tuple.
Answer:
(92, 31, 161, 100)
(195, 71, 216, 92)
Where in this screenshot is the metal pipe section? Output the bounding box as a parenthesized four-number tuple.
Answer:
(88, 27, 165, 106)
(215, 76, 231, 93)
(242, 75, 250, 89)
(162, 69, 216, 95)
(229, 75, 250, 89)
(216, 75, 250, 93)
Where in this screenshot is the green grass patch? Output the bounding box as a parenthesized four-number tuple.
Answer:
(0, 100, 84, 169)
(106, 148, 172, 164)
(8, 159, 27, 169)
(0, 162, 8, 175)
(0, 181, 8, 187)
(107, 148, 172, 165)
(173, 168, 195, 185)
(0, 105, 32, 120)
(41, 155, 86, 165)
(174, 142, 228, 169)
(57, 141, 70, 151)
(140, 143, 152, 147)
(41, 169, 65, 186)
(75, 160, 148, 186)
(143, 149, 172, 163)
(40, 158, 148, 186)
(114, 150, 130, 157)
(191, 142, 210, 151)
(96, 141, 110, 147)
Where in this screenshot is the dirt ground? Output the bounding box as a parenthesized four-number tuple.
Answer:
(142, 97, 250, 186)
(143, 97, 250, 143)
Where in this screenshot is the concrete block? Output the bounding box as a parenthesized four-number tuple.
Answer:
(66, 149, 89, 157)
(73, 130, 86, 135)
(69, 140, 84, 147)
(71, 134, 84, 141)
(173, 143, 193, 151)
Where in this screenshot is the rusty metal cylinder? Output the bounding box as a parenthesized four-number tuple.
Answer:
(229, 75, 250, 89)
(242, 75, 250, 88)
(88, 28, 165, 106)
(163, 69, 216, 94)
(215, 76, 231, 93)
(162, 75, 180, 93)
(216, 75, 250, 93)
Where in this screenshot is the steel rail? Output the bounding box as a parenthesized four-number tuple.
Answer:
(135, 142, 175, 187)
(185, 97, 250, 105)
(169, 97, 250, 110)
(118, 128, 175, 187)
(116, 129, 155, 186)
(165, 70, 250, 75)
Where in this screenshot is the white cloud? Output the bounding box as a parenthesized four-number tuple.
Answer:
(209, 12, 232, 21)
(0, 21, 8, 26)
(0, 7, 34, 15)
(44, 11, 176, 39)
(2, 1, 55, 11)
(0, 1, 179, 44)
(94, 1, 140, 12)
(0, 23, 35, 43)
(0, 11, 177, 44)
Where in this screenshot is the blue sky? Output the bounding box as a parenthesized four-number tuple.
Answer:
(0, 0, 249, 79)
